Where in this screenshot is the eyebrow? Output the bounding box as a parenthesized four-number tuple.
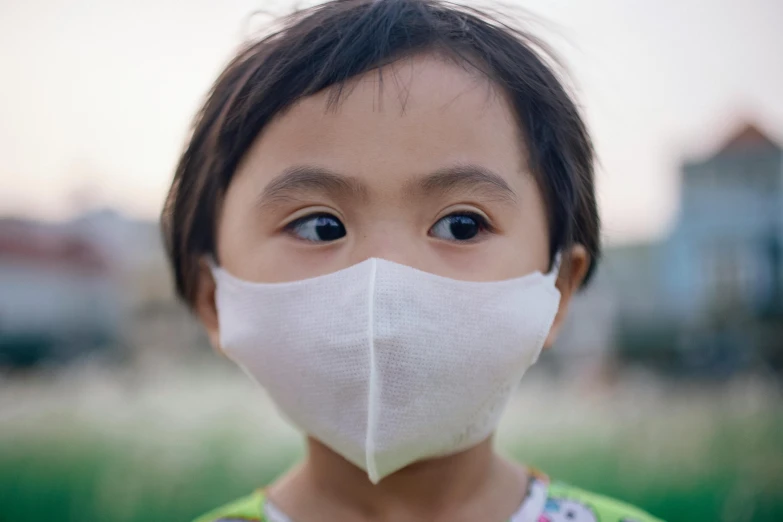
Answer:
(257, 165, 370, 208)
(256, 163, 517, 209)
(409, 164, 518, 203)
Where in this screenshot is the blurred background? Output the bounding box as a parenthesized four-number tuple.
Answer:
(1, 0, 782, 521)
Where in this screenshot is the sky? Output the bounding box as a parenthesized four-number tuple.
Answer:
(1, 0, 782, 244)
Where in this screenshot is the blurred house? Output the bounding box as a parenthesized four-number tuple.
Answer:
(606, 122, 783, 375)
(0, 210, 210, 369)
(665, 123, 782, 319)
(0, 219, 122, 366)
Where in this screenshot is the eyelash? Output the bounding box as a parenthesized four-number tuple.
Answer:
(449, 211, 493, 231)
(284, 212, 331, 230)
(283, 212, 344, 238)
(430, 210, 495, 241)
(282, 210, 496, 241)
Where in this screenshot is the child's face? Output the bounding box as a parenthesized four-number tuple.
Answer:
(199, 53, 585, 348)
(215, 54, 551, 284)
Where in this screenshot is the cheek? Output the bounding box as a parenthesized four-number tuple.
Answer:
(438, 234, 546, 281)
(494, 204, 550, 279)
(217, 215, 310, 284)
(256, 240, 353, 282)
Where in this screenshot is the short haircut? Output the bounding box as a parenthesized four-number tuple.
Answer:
(162, 0, 601, 306)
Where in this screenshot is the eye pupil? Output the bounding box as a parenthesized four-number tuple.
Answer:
(449, 215, 479, 240)
(314, 216, 345, 241)
(429, 213, 487, 242)
(289, 214, 346, 242)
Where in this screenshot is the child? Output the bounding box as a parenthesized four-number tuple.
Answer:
(161, 1, 664, 521)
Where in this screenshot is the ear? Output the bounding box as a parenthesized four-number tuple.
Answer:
(194, 257, 223, 355)
(543, 244, 590, 350)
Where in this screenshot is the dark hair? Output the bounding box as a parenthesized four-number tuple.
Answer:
(162, 0, 600, 306)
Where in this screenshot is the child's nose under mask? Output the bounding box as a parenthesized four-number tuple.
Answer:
(210, 257, 561, 483)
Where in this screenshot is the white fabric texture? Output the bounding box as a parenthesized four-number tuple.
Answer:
(211, 258, 561, 483)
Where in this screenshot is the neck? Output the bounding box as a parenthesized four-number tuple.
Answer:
(291, 437, 520, 519)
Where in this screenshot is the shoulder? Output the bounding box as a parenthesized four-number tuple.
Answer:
(540, 480, 665, 522)
(192, 490, 266, 522)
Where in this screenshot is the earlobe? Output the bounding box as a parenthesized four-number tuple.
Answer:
(543, 245, 590, 349)
(194, 257, 223, 354)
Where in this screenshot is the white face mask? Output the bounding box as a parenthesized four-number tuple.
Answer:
(211, 257, 561, 484)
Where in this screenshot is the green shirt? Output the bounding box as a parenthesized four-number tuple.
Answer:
(193, 473, 664, 522)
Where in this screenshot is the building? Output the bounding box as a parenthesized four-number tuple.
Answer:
(0, 209, 210, 368)
(607, 122, 783, 374)
(0, 218, 122, 366)
(664, 123, 783, 319)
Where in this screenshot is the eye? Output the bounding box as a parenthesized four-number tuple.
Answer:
(285, 213, 346, 242)
(429, 212, 491, 242)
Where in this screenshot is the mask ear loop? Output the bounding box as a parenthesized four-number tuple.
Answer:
(204, 256, 221, 275)
(547, 252, 563, 280)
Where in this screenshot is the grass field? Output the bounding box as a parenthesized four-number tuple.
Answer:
(1, 362, 781, 522)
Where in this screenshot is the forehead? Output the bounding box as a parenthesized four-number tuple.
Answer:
(235, 53, 528, 193)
